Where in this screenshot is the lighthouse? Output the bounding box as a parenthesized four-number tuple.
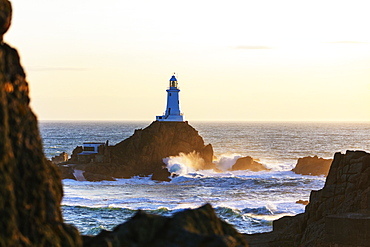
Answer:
(156, 74, 184, 122)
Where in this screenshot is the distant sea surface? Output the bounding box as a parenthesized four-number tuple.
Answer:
(39, 121, 370, 235)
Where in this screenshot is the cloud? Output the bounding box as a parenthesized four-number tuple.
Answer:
(233, 45, 273, 50)
(325, 41, 369, 44)
(28, 66, 88, 72)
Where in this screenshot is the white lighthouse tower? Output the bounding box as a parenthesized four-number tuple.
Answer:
(156, 74, 184, 122)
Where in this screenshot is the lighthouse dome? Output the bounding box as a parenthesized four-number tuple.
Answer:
(169, 75, 178, 88)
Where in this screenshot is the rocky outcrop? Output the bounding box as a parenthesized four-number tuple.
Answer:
(63, 121, 214, 181)
(0, 1, 81, 245)
(51, 151, 69, 164)
(292, 155, 333, 176)
(231, 156, 270, 172)
(110, 121, 214, 180)
(83, 203, 248, 247)
(246, 150, 370, 247)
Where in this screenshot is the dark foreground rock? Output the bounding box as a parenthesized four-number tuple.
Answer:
(292, 155, 333, 176)
(0, 4, 249, 247)
(246, 150, 370, 247)
(62, 121, 215, 181)
(83, 204, 248, 247)
(0, 1, 81, 245)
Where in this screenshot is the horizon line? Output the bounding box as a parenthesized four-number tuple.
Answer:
(37, 119, 370, 123)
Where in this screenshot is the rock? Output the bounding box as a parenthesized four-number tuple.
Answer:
(83, 203, 249, 247)
(110, 121, 215, 178)
(296, 200, 309, 206)
(83, 171, 115, 181)
(292, 155, 333, 176)
(51, 151, 69, 164)
(58, 164, 76, 180)
(231, 156, 270, 172)
(63, 121, 214, 181)
(0, 0, 11, 36)
(246, 150, 370, 246)
(69, 146, 83, 162)
(0, 1, 81, 245)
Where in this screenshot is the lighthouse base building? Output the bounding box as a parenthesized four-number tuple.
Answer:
(156, 74, 184, 122)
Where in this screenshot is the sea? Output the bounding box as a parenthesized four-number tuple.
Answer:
(39, 121, 370, 235)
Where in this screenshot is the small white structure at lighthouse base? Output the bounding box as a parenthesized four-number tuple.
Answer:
(156, 74, 184, 122)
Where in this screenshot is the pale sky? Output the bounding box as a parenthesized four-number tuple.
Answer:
(5, 0, 370, 121)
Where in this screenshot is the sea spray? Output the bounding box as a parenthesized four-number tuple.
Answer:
(164, 152, 271, 175)
(164, 151, 207, 175)
(215, 153, 242, 171)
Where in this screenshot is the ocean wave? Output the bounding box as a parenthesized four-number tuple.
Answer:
(62, 204, 294, 235)
(164, 152, 300, 178)
(62, 176, 158, 186)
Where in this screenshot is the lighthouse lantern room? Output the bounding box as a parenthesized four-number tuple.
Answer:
(156, 74, 184, 122)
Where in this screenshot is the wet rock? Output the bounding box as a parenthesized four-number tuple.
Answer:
(292, 155, 333, 176)
(231, 156, 270, 172)
(83, 204, 249, 247)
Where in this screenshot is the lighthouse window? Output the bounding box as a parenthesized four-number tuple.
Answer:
(169, 93, 172, 96)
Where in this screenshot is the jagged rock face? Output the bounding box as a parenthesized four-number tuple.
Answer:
(247, 151, 370, 247)
(292, 155, 333, 176)
(75, 121, 214, 181)
(0, 1, 81, 245)
(83, 204, 249, 247)
(231, 156, 270, 172)
(299, 150, 370, 246)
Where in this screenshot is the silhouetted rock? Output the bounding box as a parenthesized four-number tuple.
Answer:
(0, 1, 81, 245)
(62, 121, 214, 181)
(83, 204, 249, 247)
(292, 155, 333, 176)
(231, 156, 270, 172)
(246, 150, 370, 247)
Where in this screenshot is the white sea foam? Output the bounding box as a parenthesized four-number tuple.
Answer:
(164, 151, 207, 176)
(214, 153, 242, 171)
(73, 169, 86, 181)
(164, 152, 285, 176)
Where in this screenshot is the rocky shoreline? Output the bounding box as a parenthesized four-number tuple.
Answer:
(55, 120, 272, 182)
(1, 2, 369, 246)
(55, 146, 332, 182)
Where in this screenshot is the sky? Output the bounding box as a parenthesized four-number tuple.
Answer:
(5, 0, 370, 121)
